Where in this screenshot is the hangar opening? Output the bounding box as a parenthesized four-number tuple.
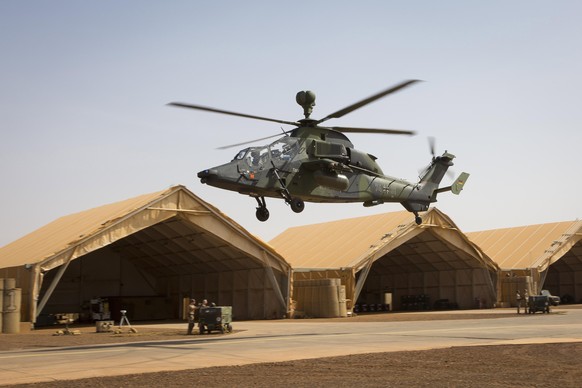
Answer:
(0, 186, 291, 326)
(271, 208, 499, 315)
(359, 227, 497, 311)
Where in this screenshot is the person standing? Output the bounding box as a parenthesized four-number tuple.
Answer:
(524, 290, 529, 314)
(516, 290, 522, 314)
(187, 299, 197, 335)
(198, 299, 209, 333)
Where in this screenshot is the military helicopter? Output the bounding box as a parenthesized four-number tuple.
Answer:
(169, 80, 469, 225)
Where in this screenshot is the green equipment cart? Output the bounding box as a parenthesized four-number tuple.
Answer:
(199, 306, 233, 334)
(528, 295, 550, 314)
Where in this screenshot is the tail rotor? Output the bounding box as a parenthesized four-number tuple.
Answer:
(418, 137, 437, 181)
(419, 137, 454, 182)
(428, 136, 436, 159)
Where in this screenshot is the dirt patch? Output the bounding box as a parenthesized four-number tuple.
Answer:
(9, 342, 582, 387)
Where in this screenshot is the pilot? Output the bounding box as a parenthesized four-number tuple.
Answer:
(251, 150, 261, 166)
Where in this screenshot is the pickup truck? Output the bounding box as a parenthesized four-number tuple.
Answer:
(541, 290, 560, 306)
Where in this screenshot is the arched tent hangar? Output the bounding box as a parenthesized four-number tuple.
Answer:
(0, 186, 291, 327)
(467, 220, 582, 306)
(270, 208, 500, 314)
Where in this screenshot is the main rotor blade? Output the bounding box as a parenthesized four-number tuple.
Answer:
(167, 102, 300, 126)
(331, 126, 416, 136)
(316, 79, 421, 124)
(216, 131, 293, 150)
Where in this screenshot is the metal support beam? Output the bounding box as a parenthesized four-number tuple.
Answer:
(262, 251, 288, 313)
(36, 248, 76, 317)
(29, 264, 42, 325)
(353, 254, 376, 306)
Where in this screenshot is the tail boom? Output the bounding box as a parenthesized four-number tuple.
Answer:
(400, 151, 469, 223)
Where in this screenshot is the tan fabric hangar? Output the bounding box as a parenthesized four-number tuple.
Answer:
(467, 220, 582, 305)
(270, 208, 499, 311)
(0, 185, 291, 326)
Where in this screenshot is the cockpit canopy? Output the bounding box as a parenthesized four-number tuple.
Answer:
(232, 136, 300, 168)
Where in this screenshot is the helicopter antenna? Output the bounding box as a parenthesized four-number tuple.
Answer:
(296, 90, 316, 119)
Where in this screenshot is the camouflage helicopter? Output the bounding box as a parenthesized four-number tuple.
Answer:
(169, 80, 469, 225)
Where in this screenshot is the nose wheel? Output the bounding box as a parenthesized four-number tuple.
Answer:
(255, 197, 270, 222)
(414, 212, 423, 225)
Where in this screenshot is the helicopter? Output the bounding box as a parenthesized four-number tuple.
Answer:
(169, 80, 469, 225)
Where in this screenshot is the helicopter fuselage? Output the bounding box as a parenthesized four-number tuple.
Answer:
(198, 128, 438, 211)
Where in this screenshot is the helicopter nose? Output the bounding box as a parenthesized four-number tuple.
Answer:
(198, 168, 218, 183)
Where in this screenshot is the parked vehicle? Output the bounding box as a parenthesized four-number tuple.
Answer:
(199, 306, 233, 334)
(528, 295, 550, 314)
(541, 290, 560, 306)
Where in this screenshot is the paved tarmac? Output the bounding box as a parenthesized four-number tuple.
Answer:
(1, 307, 581, 385)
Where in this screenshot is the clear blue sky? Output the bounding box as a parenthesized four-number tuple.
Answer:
(1, 1, 581, 247)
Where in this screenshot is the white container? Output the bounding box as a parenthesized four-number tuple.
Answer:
(2, 288, 21, 334)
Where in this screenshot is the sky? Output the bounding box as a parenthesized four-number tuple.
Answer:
(1, 1, 581, 247)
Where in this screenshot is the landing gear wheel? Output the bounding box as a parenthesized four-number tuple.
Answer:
(290, 197, 305, 213)
(256, 207, 270, 222)
(270, 162, 304, 214)
(254, 196, 269, 222)
(415, 215, 422, 225)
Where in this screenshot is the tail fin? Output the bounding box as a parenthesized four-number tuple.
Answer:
(436, 172, 470, 195)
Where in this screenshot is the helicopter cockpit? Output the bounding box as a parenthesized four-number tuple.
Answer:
(233, 136, 300, 169)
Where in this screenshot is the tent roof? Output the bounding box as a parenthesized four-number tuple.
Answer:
(466, 220, 582, 271)
(0, 185, 290, 274)
(270, 210, 412, 269)
(269, 208, 498, 273)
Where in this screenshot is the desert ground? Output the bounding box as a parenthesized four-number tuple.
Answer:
(2, 308, 582, 387)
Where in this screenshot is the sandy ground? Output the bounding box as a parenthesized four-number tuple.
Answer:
(3, 309, 582, 387)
